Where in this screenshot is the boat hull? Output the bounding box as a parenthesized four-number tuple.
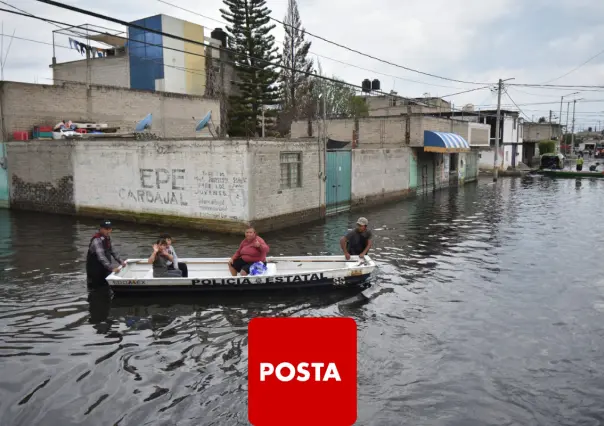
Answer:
(109, 274, 372, 295)
(106, 256, 376, 295)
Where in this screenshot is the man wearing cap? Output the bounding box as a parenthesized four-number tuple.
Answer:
(86, 220, 127, 287)
(340, 217, 373, 260)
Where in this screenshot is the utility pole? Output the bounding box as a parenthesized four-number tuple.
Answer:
(493, 77, 515, 181)
(559, 92, 579, 154)
(549, 110, 553, 152)
(571, 100, 577, 153)
(565, 101, 570, 154)
(322, 90, 327, 143)
(493, 79, 503, 181)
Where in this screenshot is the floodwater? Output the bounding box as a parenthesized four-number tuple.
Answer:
(2, 175, 604, 426)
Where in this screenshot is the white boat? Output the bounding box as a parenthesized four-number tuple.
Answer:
(105, 255, 376, 294)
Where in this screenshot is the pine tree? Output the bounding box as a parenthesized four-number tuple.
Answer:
(279, 0, 313, 134)
(220, 0, 281, 137)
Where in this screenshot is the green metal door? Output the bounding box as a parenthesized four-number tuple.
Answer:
(326, 150, 352, 215)
(409, 151, 418, 189)
(0, 143, 8, 208)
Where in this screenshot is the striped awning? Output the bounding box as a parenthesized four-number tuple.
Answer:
(423, 131, 471, 153)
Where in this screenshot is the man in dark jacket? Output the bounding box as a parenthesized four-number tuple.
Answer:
(86, 220, 126, 287)
(340, 217, 373, 260)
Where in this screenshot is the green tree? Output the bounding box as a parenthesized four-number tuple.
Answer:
(538, 117, 547, 123)
(310, 61, 369, 119)
(278, 0, 313, 133)
(220, 0, 281, 136)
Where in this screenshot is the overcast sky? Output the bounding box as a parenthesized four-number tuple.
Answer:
(1, 0, 603, 129)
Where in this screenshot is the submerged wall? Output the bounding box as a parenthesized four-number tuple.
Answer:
(351, 147, 413, 206)
(6, 139, 325, 233)
(6, 138, 481, 233)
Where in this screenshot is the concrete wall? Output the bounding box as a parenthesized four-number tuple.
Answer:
(7, 141, 75, 214)
(290, 115, 471, 148)
(53, 56, 130, 88)
(365, 96, 451, 117)
(502, 116, 523, 144)
(248, 140, 324, 231)
(524, 123, 562, 142)
(5, 139, 324, 233)
(0, 81, 219, 139)
(160, 14, 186, 94)
(351, 148, 412, 206)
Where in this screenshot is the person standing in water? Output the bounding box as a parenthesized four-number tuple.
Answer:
(86, 220, 127, 287)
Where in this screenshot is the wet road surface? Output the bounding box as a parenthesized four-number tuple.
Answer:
(1, 175, 604, 425)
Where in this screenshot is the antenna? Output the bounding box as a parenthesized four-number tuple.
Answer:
(195, 111, 212, 132)
(134, 113, 153, 132)
(1, 24, 16, 81)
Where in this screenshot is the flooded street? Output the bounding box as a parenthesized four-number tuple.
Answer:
(2, 175, 604, 425)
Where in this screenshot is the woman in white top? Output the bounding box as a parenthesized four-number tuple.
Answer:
(160, 233, 189, 277)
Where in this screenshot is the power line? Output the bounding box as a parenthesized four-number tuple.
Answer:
(540, 48, 604, 85)
(0, 0, 63, 28)
(9, 29, 497, 117)
(503, 89, 531, 121)
(36, 0, 491, 87)
(509, 83, 604, 90)
(154, 0, 474, 91)
(6, 3, 497, 115)
(24, 1, 443, 106)
(0, 7, 356, 93)
(267, 9, 490, 85)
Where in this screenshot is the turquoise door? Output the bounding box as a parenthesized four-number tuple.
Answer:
(409, 151, 418, 189)
(326, 150, 351, 215)
(0, 143, 8, 208)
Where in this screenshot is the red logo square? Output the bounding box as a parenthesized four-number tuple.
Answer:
(248, 317, 357, 426)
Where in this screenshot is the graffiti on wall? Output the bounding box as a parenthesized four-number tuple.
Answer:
(194, 171, 248, 217)
(119, 168, 188, 205)
(113, 164, 248, 219)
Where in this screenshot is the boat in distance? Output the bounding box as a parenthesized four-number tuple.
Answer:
(106, 255, 376, 294)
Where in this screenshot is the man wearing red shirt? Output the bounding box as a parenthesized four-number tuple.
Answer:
(228, 227, 270, 276)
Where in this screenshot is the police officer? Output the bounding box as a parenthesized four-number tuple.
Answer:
(86, 220, 127, 286)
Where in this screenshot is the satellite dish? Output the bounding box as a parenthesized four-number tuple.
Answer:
(135, 113, 153, 132)
(195, 111, 212, 132)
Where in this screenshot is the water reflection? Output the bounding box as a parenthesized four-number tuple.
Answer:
(2, 176, 604, 425)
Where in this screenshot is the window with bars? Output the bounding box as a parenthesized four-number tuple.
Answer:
(280, 152, 302, 189)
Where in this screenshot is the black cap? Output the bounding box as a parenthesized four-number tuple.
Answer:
(100, 220, 112, 229)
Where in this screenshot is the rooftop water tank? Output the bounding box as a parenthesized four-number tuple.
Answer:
(362, 79, 371, 93)
(211, 28, 227, 48)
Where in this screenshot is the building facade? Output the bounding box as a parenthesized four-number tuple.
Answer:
(52, 15, 232, 99)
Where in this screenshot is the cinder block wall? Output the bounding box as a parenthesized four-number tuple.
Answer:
(351, 148, 413, 206)
(5, 138, 326, 234)
(53, 57, 131, 88)
(0, 81, 219, 139)
(248, 139, 324, 231)
(7, 141, 76, 214)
